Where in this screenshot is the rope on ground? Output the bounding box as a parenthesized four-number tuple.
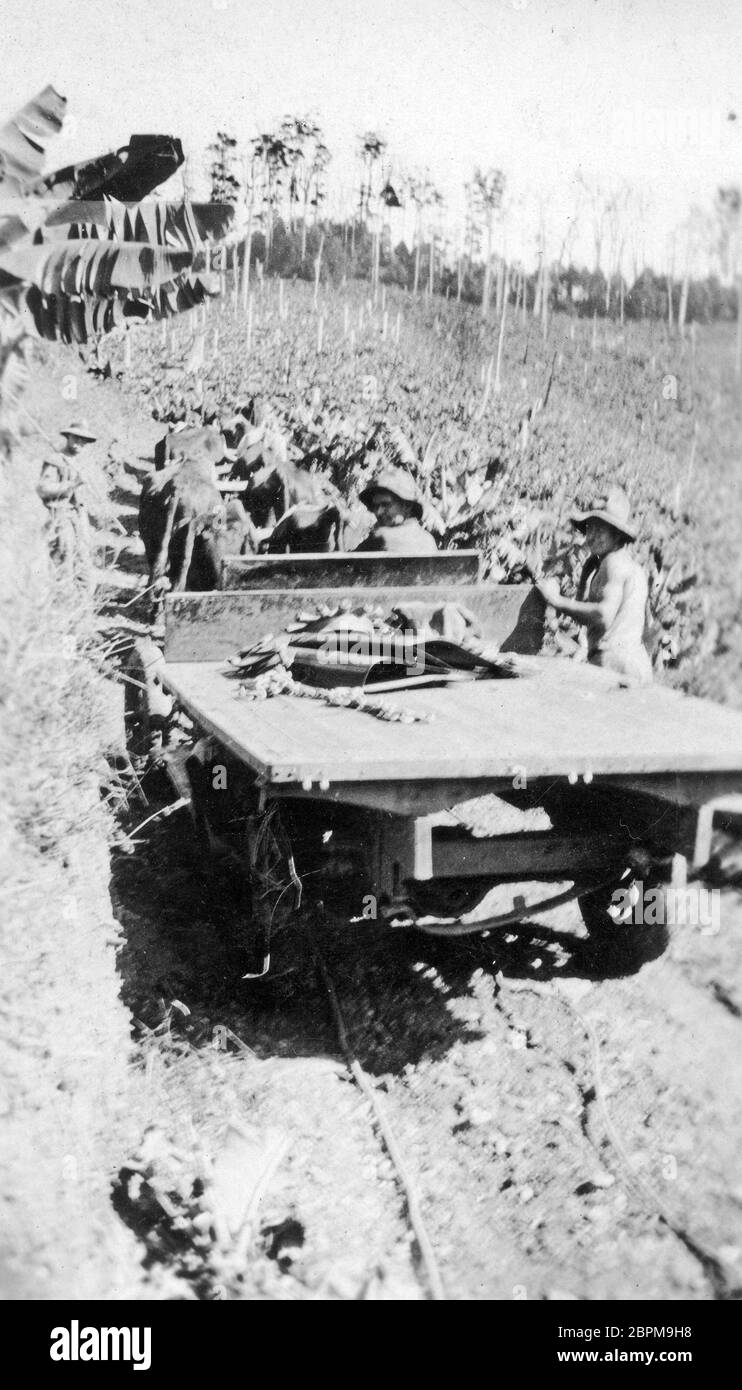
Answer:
(305, 913, 447, 1302)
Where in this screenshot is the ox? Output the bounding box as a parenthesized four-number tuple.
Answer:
(225, 426, 325, 529)
(264, 501, 345, 553)
(139, 455, 256, 592)
(153, 423, 230, 472)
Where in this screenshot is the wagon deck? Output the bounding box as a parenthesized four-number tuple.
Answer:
(163, 654, 742, 792)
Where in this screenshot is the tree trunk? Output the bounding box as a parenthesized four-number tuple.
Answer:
(428, 232, 435, 296)
(413, 239, 421, 295)
(495, 257, 504, 315)
(678, 271, 689, 338)
(736, 277, 742, 378)
(301, 195, 309, 261)
(266, 187, 274, 271)
(372, 223, 381, 302)
(481, 220, 493, 319)
(494, 265, 508, 392)
(314, 230, 325, 307)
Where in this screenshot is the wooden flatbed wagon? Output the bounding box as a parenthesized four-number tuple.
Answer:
(127, 551, 742, 973)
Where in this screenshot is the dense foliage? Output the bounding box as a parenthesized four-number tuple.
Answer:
(105, 278, 742, 705)
(227, 221, 739, 325)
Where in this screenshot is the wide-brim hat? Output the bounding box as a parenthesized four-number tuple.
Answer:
(571, 485, 637, 541)
(359, 466, 423, 520)
(61, 419, 96, 442)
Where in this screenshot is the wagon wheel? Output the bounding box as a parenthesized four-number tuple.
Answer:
(123, 636, 173, 758)
(578, 868, 670, 966)
(242, 803, 304, 978)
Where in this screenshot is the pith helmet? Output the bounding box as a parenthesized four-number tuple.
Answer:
(359, 466, 423, 520)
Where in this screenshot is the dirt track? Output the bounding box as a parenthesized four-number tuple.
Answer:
(18, 350, 742, 1301)
(111, 801, 742, 1301)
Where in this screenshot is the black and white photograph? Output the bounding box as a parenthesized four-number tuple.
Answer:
(1, 0, 742, 1333)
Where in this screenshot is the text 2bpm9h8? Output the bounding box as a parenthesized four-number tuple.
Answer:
(557, 1326, 692, 1341)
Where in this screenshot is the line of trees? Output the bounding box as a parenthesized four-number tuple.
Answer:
(220, 221, 737, 324)
(202, 122, 741, 326)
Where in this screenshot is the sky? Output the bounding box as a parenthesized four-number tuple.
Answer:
(3, 0, 742, 272)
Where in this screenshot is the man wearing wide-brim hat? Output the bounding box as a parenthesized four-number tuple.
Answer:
(37, 420, 97, 507)
(355, 465, 438, 556)
(536, 485, 652, 684)
(60, 420, 97, 446)
(36, 421, 98, 580)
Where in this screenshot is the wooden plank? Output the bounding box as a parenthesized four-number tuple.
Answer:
(162, 657, 742, 786)
(368, 818, 623, 890)
(603, 773, 742, 809)
(431, 830, 627, 879)
(374, 814, 433, 895)
(221, 550, 481, 590)
(275, 772, 742, 816)
(164, 584, 544, 662)
(275, 779, 516, 813)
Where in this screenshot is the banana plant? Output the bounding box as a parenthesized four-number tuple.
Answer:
(0, 85, 236, 436)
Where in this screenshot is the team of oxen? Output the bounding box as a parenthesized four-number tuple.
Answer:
(139, 401, 361, 592)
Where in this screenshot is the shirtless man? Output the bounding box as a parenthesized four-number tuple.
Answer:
(355, 465, 438, 555)
(536, 485, 652, 684)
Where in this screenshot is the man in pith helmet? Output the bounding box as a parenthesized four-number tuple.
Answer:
(355, 465, 438, 556)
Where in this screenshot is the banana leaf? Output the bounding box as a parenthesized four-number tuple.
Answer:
(24, 267, 219, 343)
(43, 199, 113, 231)
(94, 134, 183, 202)
(41, 198, 234, 250)
(0, 239, 193, 296)
(0, 86, 66, 197)
(41, 135, 183, 204)
(44, 150, 123, 202)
